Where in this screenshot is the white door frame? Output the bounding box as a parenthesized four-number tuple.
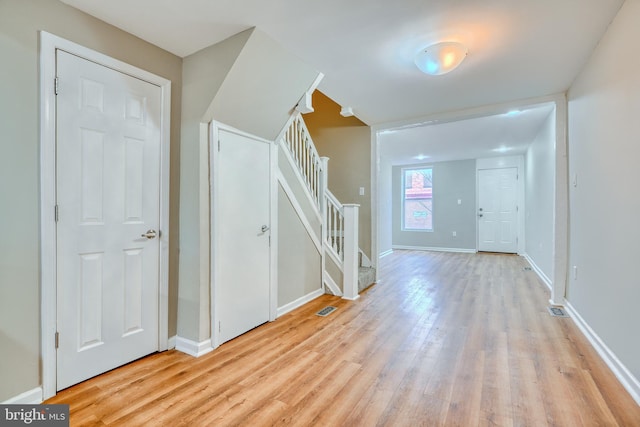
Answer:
(209, 122, 278, 350)
(39, 32, 171, 400)
(475, 156, 525, 255)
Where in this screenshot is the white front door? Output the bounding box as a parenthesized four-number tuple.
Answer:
(215, 128, 271, 345)
(478, 168, 518, 253)
(56, 50, 162, 390)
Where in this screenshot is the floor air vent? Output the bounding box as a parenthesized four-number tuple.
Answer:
(548, 306, 569, 317)
(316, 306, 337, 317)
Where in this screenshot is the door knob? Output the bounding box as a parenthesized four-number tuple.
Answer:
(478, 214, 483, 217)
(141, 229, 157, 239)
(261, 225, 270, 233)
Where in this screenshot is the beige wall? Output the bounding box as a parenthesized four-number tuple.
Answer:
(209, 29, 320, 141)
(277, 186, 323, 306)
(179, 30, 251, 342)
(179, 28, 320, 342)
(0, 0, 182, 402)
(567, 0, 640, 384)
(304, 91, 372, 259)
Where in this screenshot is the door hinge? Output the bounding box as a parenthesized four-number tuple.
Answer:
(218, 321, 221, 333)
(54, 77, 59, 95)
(269, 236, 271, 247)
(218, 140, 221, 152)
(516, 205, 519, 212)
(55, 332, 59, 349)
(54, 205, 59, 222)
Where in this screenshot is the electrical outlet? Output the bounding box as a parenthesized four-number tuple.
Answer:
(457, 199, 461, 205)
(359, 187, 365, 196)
(573, 266, 578, 280)
(452, 231, 457, 237)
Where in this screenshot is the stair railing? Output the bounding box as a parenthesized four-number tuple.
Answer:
(325, 190, 344, 262)
(283, 113, 323, 209)
(279, 112, 360, 300)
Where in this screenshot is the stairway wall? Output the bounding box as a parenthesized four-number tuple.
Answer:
(207, 28, 320, 141)
(324, 255, 344, 295)
(304, 91, 373, 260)
(277, 185, 322, 306)
(180, 29, 252, 343)
(179, 27, 321, 342)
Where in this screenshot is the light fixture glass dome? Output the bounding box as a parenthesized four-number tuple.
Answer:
(415, 42, 468, 75)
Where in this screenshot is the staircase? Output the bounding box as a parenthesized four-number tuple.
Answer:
(278, 112, 375, 298)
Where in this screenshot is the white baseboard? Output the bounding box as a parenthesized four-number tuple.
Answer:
(167, 335, 177, 350)
(392, 245, 476, 254)
(522, 253, 552, 291)
(277, 288, 324, 317)
(379, 249, 393, 258)
(175, 337, 213, 358)
(564, 301, 640, 406)
(2, 387, 43, 404)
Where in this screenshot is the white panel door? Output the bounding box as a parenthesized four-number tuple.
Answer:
(216, 129, 271, 344)
(56, 50, 161, 390)
(478, 168, 518, 253)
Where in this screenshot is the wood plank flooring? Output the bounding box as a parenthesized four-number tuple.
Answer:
(46, 250, 640, 426)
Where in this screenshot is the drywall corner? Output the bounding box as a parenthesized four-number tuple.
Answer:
(208, 28, 321, 140)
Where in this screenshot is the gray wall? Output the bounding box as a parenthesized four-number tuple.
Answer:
(0, 0, 183, 402)
(524, 111, 555, 282)
(567, 0, 640, 383)
(392, 160, 476, 250)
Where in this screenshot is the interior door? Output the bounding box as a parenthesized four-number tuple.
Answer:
(56, 50, 161, 390)
(478, 168, 518, 253)
(216, 128, 271, 345)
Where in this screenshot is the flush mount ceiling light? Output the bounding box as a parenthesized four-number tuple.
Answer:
(415, 41, 468, 75)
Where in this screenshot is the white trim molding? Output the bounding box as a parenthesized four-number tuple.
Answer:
(276, 170, 323, 252)
(2, 388, 43, 405)
(39, 32, 171, 400)
(379, 249, 394, 258)
(323, 273, 342, 297)
(277, 288, 324, 317)
(564, 302, 640, 406)
(167, 335, 177, 350)
(175, 337, 214, 358)
(392, 245, 477, 254)
(522, 253, 552, 292)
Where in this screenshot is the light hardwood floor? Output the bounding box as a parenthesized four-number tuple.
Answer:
(47, 251, 640, 426)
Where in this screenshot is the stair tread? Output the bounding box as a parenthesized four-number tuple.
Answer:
(358, 266, 376, 292)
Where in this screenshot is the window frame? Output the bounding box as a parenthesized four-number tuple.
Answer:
(401, 166, 434, 232)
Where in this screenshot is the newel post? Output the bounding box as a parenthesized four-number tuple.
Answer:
(342, 204, 360, 300)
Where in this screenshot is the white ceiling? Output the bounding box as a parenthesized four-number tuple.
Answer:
(379, 104, 554, 165)
(60, 0, 622, 163)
